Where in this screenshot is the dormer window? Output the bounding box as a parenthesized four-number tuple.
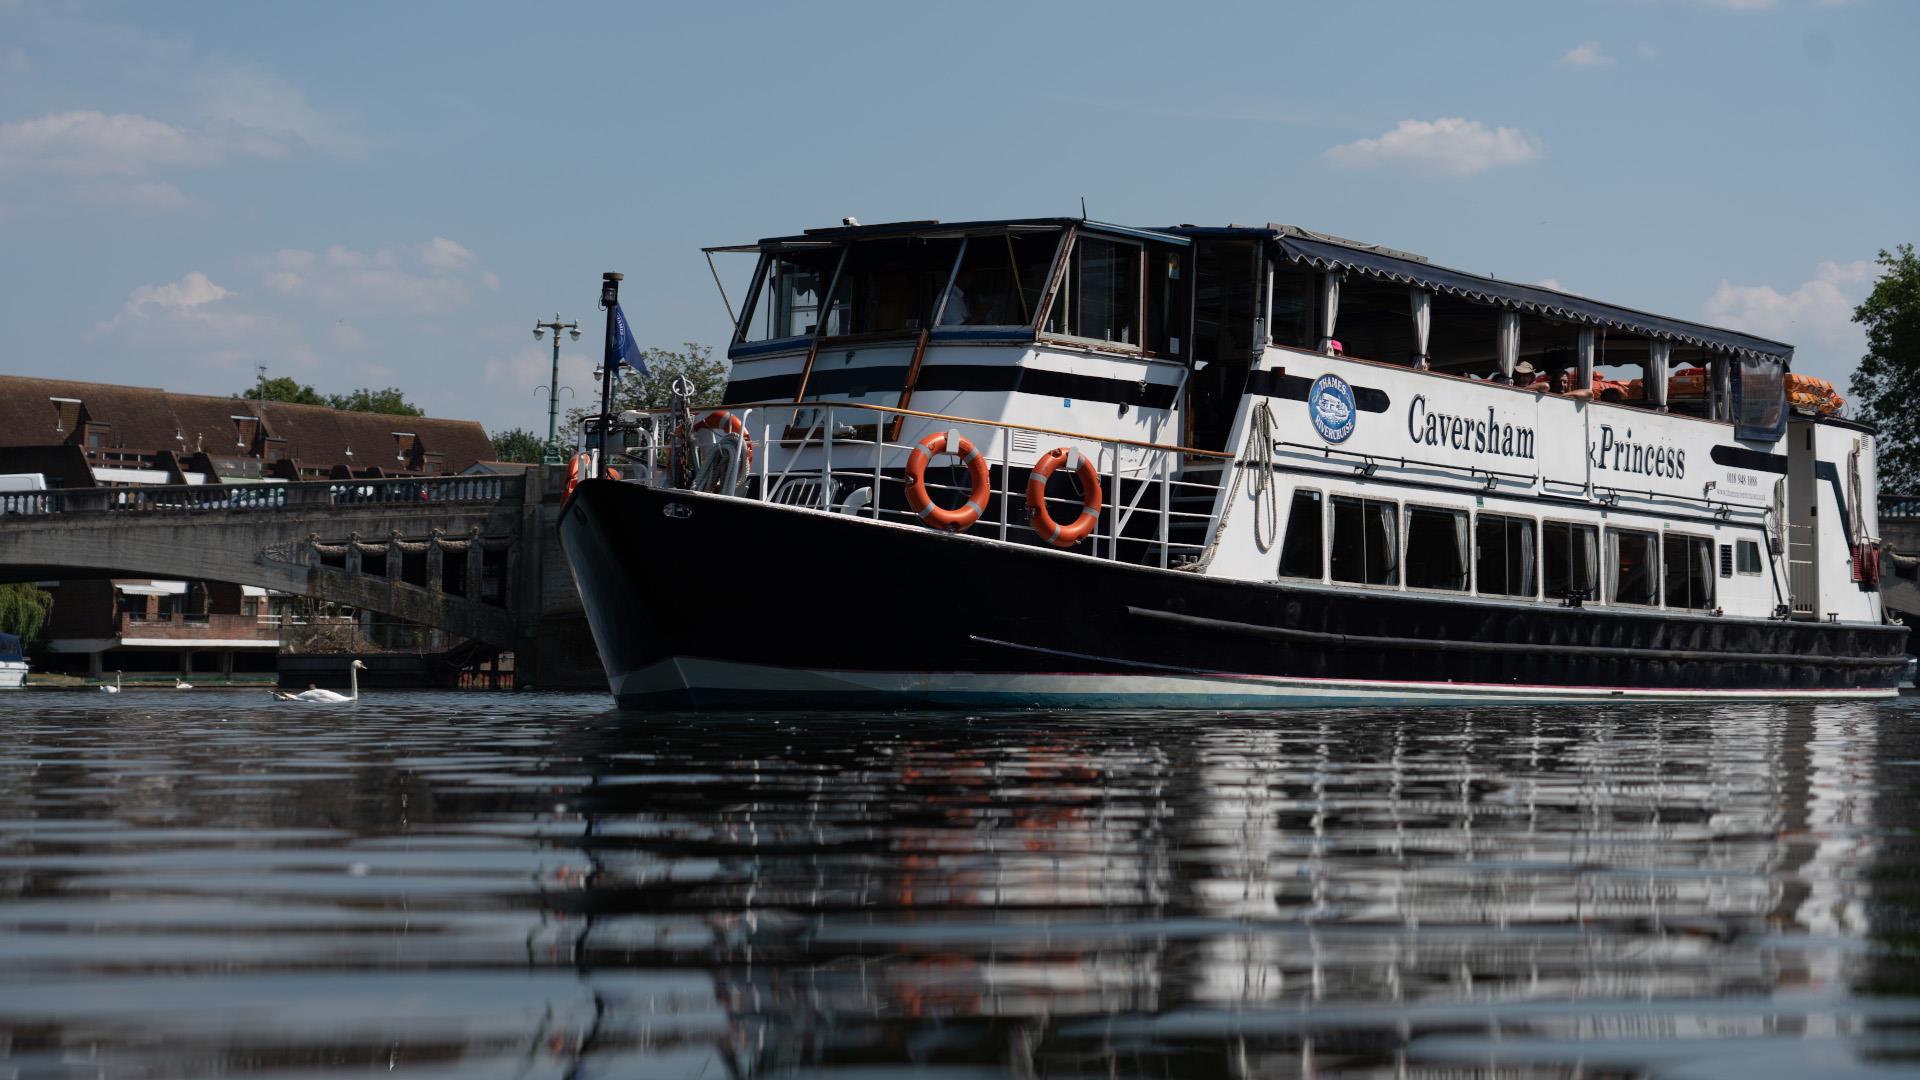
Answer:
(50, 397, 82, 436)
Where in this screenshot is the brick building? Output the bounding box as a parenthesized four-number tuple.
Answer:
(0, 376, 496, 679)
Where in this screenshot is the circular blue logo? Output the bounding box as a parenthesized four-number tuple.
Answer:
(1308, 374, 1356, 443)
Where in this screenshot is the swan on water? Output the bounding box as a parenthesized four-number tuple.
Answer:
(100, 671, 121, 694)
(272, 660, 366, 703)
(174, 678, 193, 690)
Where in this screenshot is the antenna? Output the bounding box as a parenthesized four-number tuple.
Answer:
(1080, 196, 1088, 220)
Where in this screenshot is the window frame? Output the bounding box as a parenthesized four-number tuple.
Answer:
(1329, 493, 1402, 590)
(1275, 486, 1327, 583)
(1541, 519, 1602, 605)
(1661, 531, 1718, 611)
(1474, 511, 1540, 600)
(1735, 538, 1764, 576)
(1402, 501, 1471, 594)
(1607, 527, 1661, 607)
(1038, 232, 1147, 355)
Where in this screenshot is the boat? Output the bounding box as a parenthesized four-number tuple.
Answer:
(0, 633, 26, 690)
(559, 218, 1909, 708)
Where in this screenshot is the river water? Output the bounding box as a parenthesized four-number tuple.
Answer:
(3, 693, 1920, 1079)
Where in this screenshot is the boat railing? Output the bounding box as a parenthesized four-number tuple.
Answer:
(1785, 522, 1818, 616)
(606, 400, 1231, 569)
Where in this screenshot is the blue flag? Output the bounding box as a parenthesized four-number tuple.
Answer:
(610, 303, 649, 376)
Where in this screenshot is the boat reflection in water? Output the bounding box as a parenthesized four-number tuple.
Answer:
(3, 697, 1920, 1076)
(541, 702, 1920, 1077)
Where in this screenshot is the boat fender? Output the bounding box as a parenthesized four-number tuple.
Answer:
(904, 430, 989, 532)
(1026, 446, 1103, 548)
(691, 410, 754, 468)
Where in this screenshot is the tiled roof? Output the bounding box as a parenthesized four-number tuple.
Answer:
(0, 375, 492, 477)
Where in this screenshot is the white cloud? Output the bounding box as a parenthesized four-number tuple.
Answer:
(87, 270, 279, 343)
(1703, 259, 1873, 385)
(259, 238, 493, 314)
(0, 110, 212, 177)
(1324, 118, 1544, 177)
(190, 63, 366, 159)
(1562, 42, 1615, 67)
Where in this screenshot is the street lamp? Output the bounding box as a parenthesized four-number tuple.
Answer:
(531, 313, 581, 465)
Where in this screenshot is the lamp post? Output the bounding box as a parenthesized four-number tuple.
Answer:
(531, 314, 582, 465)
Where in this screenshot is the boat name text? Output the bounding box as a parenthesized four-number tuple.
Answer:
(1407, 396, 1536, 460)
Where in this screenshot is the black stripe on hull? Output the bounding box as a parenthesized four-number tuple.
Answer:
(558, 481, 1909, 709)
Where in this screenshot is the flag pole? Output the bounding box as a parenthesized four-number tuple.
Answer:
(598, 272, 623, 479)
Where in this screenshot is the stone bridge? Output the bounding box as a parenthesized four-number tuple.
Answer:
(0, 470, 601, 686)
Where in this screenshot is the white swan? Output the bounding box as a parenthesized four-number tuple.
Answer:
(174, 678, 193, 690)
(99, 671, 121, 694)
(272, 660, 365, 703)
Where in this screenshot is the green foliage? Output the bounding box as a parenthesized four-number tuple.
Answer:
(489, 427, 551, 464)
(326, 386, 424, 416)
(567, 342, 728, 430)
(1849, 244, 1920, 492)
(0, 583, 53, 644)
(241, 376, 327, 407)
(235, 379, 424, 416)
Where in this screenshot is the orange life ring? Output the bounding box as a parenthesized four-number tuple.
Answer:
(564, 451, 591, 498)
(1026, 447, 1102, 548)
(904, 430, 990, 532)
(692, 410, 754, 468)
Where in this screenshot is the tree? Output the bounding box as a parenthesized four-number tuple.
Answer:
(1850, 243, 1920, 493)
(566, 342, 728, 431)
(0, 584, 53, 644)
(326, 386, 424, 416)
(489, 426, 550, 463)
(238, 376, 327, 407)
(234, 380, 424, 416)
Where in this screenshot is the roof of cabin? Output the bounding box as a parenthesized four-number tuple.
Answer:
(718, 216, 1795, 362)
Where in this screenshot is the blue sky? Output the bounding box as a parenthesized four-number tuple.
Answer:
(2, 0, 1914, 434)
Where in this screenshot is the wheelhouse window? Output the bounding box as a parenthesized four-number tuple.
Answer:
(1405, 505, 1469, 592)
(1330, 495, 1399, 587)
(945, 229, 1060, 328)
(1736, 539, 1763, 575)
(742, 249, 840, 343)
(1475, 513, 1537, 598)
(1663, 533, 1716, 610)
(1542, 521, 1599, 602)
(1045, 236, 1141, 347)
(1277, 489, 1323, 579)
(1733, 356, 1787, 442)
(1609, 528, 1659, 606)
(821, 237, 964, 337)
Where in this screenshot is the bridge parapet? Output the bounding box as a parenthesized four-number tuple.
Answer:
(1, 475, 521, 517)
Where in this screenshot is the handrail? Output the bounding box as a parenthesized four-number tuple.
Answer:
(619, 397, 1235, 460)
(10, 475, 522, 516)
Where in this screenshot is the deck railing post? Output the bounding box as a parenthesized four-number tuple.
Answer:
(1159, 450, 1172, 568)
(871, 417, 884, 519)
(1110, 444, 1122, 561)
(999, 433, 1011, 541)
(822, 406, 835, 510)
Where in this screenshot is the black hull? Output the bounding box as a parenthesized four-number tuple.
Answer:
(558, 480, 1909, 708)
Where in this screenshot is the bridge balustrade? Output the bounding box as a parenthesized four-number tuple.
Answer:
(5, 475, 520, 515)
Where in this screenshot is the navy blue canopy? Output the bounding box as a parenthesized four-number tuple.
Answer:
(0, 633, 21, 661)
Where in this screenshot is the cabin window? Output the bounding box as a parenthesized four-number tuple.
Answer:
(1045, 236, 1140, 347)
(1330, 495, 1399, 587)
(1542, 521, 1600, 601)
(1404, 506, 1469, 591)
(1146, 248, 1190, 358)
(823, 237, 964, 336)
(1269, 262, 1317, 350)
(1277, 489, 1324, 579)
(1663, 533, 1716, 610)
(1609, 528, 1659, 606)
(947, 229, 1060, 328)
(1736, 539, 1763, 575)
(742, 251, 839, 343)
(1475, 514, 1537, 597)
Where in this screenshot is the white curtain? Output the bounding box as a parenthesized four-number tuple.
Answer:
(1319, 273, 1342, 353)
(1648, 340, 1671, 408)
(1578, 328, 1596, 392)
(1410, 289, 1432, 369)
(1497, 310, 1520, 382)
